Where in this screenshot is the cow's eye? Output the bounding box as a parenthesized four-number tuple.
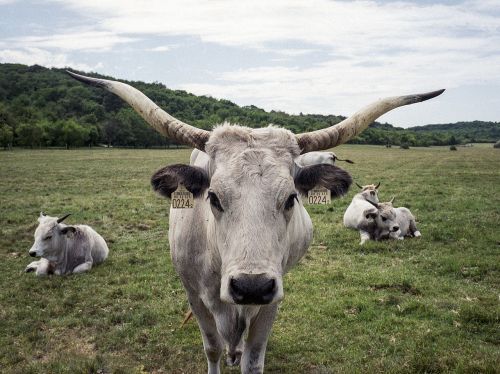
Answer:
(284, 193, 298, 210)
(208, 191, 224, 212)
(381, 216, 387, 222)
(44, 236, 52, 241)
(370, 191, 375, 195)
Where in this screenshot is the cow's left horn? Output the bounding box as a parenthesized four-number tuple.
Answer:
(67, 71, 210, 151)
(57, 213, 71, 223)
(296, 89, 445, 153)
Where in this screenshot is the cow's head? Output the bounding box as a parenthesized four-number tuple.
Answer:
(29, 213, 76, 260)
(152, 126, 352, 304)
(356, 182, 380, 204)
(364, 198, 400, 238)
(68, 71, 443, 305)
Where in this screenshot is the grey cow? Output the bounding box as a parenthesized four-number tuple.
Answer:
(26, 213, 109, 275)
(69, 70, 443, 374)
(363, 199, 421, 241)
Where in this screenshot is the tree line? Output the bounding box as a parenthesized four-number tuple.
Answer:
(0, 63, 498, 149)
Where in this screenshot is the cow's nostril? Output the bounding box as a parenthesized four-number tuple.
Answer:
(393, 226, 399, 232)
(29, 252, 36, 257)
(229, 274, 277, 305)
(229, 278, 245, 303)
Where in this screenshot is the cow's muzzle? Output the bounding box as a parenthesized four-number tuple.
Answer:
(229, 274, 278, 305)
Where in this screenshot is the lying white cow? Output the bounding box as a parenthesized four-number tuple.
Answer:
(343, 183, 382, 244)
(26, 213, 109, 275)
(294, 151, 354, 168)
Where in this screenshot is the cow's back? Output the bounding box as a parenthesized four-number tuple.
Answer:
(343, 196, 374, 228)
(78, 225, 109, 264)
(394, 207, 414, 237)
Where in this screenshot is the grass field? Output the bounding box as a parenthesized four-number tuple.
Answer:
(1, 144, 499, 373)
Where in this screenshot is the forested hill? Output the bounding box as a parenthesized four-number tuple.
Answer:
(0, 63, 498, 148)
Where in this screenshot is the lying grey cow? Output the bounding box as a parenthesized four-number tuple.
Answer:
(69, 70, 443, 374)
(362, 198, 421, 241)
(294, 151, 354, 168)
(361, 198, 401, 241)
(343, 183, 382, 244)
(26, 213, 109, 275)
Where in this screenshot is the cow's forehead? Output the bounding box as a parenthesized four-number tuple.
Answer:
(378, 203, 395, 217)
(205, 124, 300, 160)
(35, 217, 58, 235)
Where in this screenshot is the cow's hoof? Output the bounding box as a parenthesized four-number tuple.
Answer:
(226, 351, 242, 366)
(414, 231, 421, 237)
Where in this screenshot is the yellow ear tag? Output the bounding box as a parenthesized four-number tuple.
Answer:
(171, 184, 194, 209)
(307, 186, 331, 205)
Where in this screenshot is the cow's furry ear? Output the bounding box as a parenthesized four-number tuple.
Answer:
(294, 164, 352, 198)
(151, 164, 209, 198)
(60, 226, 76, 235)
(363, 209, 378, 220)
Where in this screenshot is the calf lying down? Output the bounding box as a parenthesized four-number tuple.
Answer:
(26, 213, 109, 276)
(363, 199, 421, 242)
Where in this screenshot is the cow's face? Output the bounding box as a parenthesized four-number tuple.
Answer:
(359, 184, 380, 204)
(364, 202, 399, 237)
(152, 126, 352, 305)
(29, 214, 75, 261)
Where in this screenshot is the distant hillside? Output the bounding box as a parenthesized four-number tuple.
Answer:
(0, 63, 498, 148)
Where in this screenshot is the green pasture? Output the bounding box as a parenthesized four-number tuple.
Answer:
(0, 145, 498, 373)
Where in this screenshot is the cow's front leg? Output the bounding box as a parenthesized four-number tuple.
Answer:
(241, 303, 278, 374)
(25, 258, 50, 276)
(188, 295, 224, 374)
(359, 230, 371, 245)
(72, 261, 93, 274)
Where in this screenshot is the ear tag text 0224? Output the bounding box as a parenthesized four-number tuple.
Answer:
(307, 186, 331, 205)
(171, 184, 194, 209)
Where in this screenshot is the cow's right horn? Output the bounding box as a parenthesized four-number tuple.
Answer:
(57, 213, 71, 223)
(296, 89, 445, 153)
(67, 71, 210, 151)
(355, 182, 363, 189)
(375, 182, 381, 189)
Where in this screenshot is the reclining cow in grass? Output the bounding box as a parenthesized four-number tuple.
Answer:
(365, 199, 422, 241)
(69, 70, 442, 374)
(294, 151, 354, 168)
(26, 213, 109, 276)
(343, 182, 382, 244)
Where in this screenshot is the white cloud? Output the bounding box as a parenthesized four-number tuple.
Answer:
(9, 31, 136, 52)
(148, 45, 172, 52)
(0, 47, 102, 71)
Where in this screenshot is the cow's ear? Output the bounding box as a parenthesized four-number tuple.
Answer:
(60, 226, 76, 235)
(363, 209, 378, 220)
(294, 164, 352, 198)
(151, 164, 209, 199)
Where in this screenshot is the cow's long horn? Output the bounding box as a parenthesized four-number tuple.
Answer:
(57, 213, 71, 223)
(375, 182, 381, 189)
(67, 71, 210, 151)
(296, 89, 445, 153)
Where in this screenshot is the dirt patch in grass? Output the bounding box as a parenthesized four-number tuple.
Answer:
(369, 282, 422, 295)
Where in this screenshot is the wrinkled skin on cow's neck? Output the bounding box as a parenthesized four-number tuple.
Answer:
(168, 125, 313, 374)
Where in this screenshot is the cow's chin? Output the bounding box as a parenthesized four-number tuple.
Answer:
(220, 272, 284, 306)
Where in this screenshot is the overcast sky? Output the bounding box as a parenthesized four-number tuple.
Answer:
(1, 0, 499, 127)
